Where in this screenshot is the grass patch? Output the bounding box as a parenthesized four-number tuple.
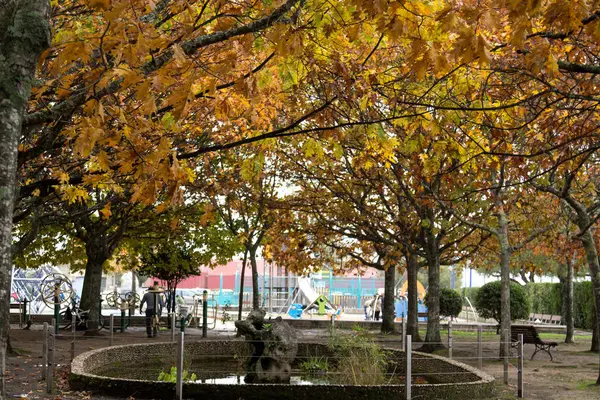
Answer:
(541, 364, 578, 369)
(575, 379, 600, 391)
(539, 333, 592, 341)
(8, 347, 30, 356)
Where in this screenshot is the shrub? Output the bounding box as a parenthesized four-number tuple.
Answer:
(425, 288, 463, 318)
(157, 367, 197, 382)
(327, 326, 388, 385)
(300, 356, 329, 376)
(474, 281, 530, 324)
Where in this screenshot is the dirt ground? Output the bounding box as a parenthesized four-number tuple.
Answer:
(4, 325, 600, 399)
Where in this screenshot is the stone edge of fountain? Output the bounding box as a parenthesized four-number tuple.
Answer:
(70, 340, 496, 400)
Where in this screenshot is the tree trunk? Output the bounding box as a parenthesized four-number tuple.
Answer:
(249, 247, 260, 310)
(497, 208, 512, 358)
(563, 257, 574, 344)
(381, 265, 396, 333)
(80, 252, 108, 333)
(406, 252, 421, 341)
(131, 270, 137, 315)
(592, 304, 599, 353)
(421, 236, 443, 352)
(238, 250, 248, 321)
(0, 1, 51, 395)
(577, 228, 600, 382)
(6, 336, 15, 357)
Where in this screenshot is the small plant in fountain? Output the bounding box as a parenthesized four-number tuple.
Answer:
(300, 356, 329, 376)
(327, 325, 389, 385)
(157, 367, 197, 383)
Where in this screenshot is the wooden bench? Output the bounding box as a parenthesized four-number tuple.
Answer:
(549, 315, 562, 325)
(511, 325, 558, 361)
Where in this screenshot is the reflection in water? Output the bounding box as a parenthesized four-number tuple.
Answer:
(94, 357, 328, 385)
(196, 375, 326, 385)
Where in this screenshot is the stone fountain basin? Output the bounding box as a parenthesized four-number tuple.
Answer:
(70, 340, 495, 399)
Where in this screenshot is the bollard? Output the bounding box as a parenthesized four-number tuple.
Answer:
(202, 290, 208, 338)
(448, 320, 453, 360)
(110, 315, 114, 346)
(47, 321, 55, 394)
(330, 314, 335, 331)
(53, 284, 60, 334)
(42, 322, 48, 380)
(518, 333, 524, 398)
(171, 313, 176, 342)
(121, 308, 126, 333)
(54, 302, 60, 334)
(24, 299, 29, 327)
(405, 335, 412, 400)
(175, 332, 184, 400)
(477, 325, 483, 370)
(504, 329, 509, 385)
(71, 313, 76, 361)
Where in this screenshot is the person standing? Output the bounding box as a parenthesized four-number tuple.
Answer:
(140, 281, 164, 338)
(374, 295, 383, 321)
(364, 295, 376, 320)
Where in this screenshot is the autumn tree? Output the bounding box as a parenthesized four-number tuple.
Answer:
(194, 147, 280, 311)
(0, 1, 51, 395)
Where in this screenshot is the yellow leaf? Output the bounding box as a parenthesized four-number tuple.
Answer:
(97, 151, 110, 171)
(545, 53, 559, 77)
(87, 0, 110, 10)
(100, 203, 112, 219)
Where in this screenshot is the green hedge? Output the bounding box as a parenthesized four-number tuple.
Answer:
(573, 282, 595, 330)
(462, 281, 595, 330)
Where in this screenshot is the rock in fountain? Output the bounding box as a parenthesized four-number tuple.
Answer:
(234, 309, 298, 383)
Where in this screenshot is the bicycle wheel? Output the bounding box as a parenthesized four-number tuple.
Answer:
(58, 311, 72, 330)
(105, 291, 121, 308)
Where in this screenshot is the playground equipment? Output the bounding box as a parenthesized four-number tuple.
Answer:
(286, 277, 338, 318)
(398, 280, 427, 301)
(11, 266, 65, 314)
(394, 296, 428, 322)
(40, 273, 74, 307)
(103, 290, 141, 331)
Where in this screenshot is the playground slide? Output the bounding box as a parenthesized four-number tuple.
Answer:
(297, 277, 319, 304)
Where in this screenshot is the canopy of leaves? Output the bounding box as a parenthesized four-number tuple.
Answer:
(137, 242, 200, 288)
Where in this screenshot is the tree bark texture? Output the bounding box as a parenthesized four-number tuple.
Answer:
(577, 228, 600, 382)
(381, 265, 396, 333)
(79, 256, 106, 332)
(249, 247, 260, 310)
(497, 207, 512, 358)
(591, 299, 599, 353)
(563, 258, 574, 344)
(79, 237, 112, 333)
(421, 231, 443, 352)
(0, 1, 51, 396)
(406, 252, 421, 341)
(238, 250, 248, 321)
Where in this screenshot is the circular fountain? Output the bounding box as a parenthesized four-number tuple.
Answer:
(70, 339, 495, 399)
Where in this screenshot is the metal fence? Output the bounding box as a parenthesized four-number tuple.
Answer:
(38, 319, 525, 399)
